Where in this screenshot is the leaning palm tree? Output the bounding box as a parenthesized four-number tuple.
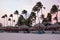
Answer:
(10, 14, 13, 26)
(32, 2, 45, 23)
(22, 10, 27, 19)
(50, 5, 58, 23)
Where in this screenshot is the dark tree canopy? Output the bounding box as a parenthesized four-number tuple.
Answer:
(32, 2, 43, 13)
(36, 2, 43, 8)
(17, 15, 25, 26)
(8, 18, 11, 21)
(22, 10, 27, 15)
(14, 10, 19, 15)
(50, 5, 58, 14)
(10, 14, 13, 17)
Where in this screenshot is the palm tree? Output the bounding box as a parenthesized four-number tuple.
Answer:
(10, 14, 13, 26)
(50, 5, 58, 23)
(22, 10, 27, 19)
(5, 14, 8, 26)
(8, 18, 11, 26)
(17, 15, 25, 26)
(1, 14, 8, 26)
(32, 2, 45, 24)
(1, 15, 5, 26)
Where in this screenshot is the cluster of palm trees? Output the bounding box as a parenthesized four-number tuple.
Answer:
(1, 10, 19, 26)
(17, 2, 46, 27)
(31, 2, 60, 26)
(1, 1, 60, 27)
(32, 2, 46, 24)
(50, 5, 60, 23)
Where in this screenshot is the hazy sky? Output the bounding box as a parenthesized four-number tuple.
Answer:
(0, 0, 60, 26)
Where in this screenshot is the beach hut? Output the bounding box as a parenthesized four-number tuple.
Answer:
(47, 23, 60, 31)
(18, 25, 29, 31)
(32, 23, 46, 31)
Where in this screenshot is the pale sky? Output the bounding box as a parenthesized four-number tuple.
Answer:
(0, 0, 60, 26)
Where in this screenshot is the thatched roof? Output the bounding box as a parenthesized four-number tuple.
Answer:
(33, 23, 46, 28)
(18, 25, 29, 29)
(48, 23, 60, 28)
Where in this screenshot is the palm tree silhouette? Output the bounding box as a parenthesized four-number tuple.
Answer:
(50, 5, 58, 23)
(5, 14, 8, 26)
(22, 10, 27, 19)
(1, 14, 8, 26)
(32, 2, 45, 24)
(8, 18, 11, 26)
(1, 15, 5, 26)
(10, 14, 13, 26)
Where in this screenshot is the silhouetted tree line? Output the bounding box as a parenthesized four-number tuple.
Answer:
(1, 1, 60, 27)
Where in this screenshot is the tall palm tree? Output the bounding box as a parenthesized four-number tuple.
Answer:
(32, 2, 45, 24)
(1, 14, 8, 26)
(22, 10, 27, 19)
(1, 15, 5, 26)
(10, 14, 13, 26)
(50, 5, 58, 23)
(5, 14, 8, 26)
(8, 18, 11, 26)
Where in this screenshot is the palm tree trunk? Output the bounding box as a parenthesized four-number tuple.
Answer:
(4, 18, 5, 27)
(12, 17, 13, 26)
(6, 17, 8, 26)
(10, 21, 11, 26)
